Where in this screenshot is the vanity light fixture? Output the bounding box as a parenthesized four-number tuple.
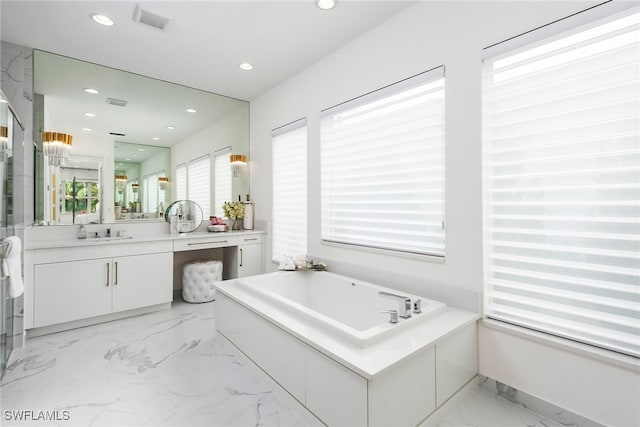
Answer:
(42, 131, 73, 167)
(239, 63, 254, 71)
(91, 13, 115, 26)
(230, 154, 247, 178)
(115, 175, 128, 194)
(84, 88, 99, 94)
(315, 0, 337, 10)
(0, 126, 8, 161)
(131, 182, 139, 193)
(158, 177, 169, 190)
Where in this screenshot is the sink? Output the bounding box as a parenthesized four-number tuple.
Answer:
(88, 236, 134, 242)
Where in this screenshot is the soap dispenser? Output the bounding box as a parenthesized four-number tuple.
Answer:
(78, 224, 87, 239)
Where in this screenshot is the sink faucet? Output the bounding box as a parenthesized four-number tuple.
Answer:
(378, 291, 412, 318)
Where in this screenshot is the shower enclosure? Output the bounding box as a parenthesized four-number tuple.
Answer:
(1, 90, 16, 377)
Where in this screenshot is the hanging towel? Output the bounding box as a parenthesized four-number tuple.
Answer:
(4, 236, 24, 298)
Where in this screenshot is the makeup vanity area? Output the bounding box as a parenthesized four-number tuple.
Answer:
(22, 223, 264, 338)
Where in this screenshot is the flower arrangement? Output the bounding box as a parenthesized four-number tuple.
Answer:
(222, 201, 245, 220)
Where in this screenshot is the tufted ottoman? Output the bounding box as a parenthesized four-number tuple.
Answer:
(182, 260, 222, 303)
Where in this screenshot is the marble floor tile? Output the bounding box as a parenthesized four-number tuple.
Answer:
(1, 299, 572, 427)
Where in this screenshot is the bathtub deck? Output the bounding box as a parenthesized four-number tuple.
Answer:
(216, 278, 479, 380)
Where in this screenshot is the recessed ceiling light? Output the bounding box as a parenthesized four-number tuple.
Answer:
(84, 88, 99, 94)
(186, 108, 197, 113)
(316, 0, 337, 10)
(167, 126, 176, 130)
(82, 128, 92, 132)
(152, 137, 160, 141)
(137, 148, 144, 152)
(239, 62, 254, 71)
(84, 112, 96, 117)
(125, 158, 131, 161)
(0, 99, 7, 104)
(91, 13, 114, 26)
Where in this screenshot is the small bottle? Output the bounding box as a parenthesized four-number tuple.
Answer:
(78, 224, 87, 239)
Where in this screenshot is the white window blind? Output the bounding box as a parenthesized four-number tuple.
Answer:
(321, 67, 445, 257)
(142, 176, 149, 212)
(483, 4, 640, 357)
(214, 147, 232, 218)
(146, 172, 159, 214)
(272, 119, 308, 262)
(175, 164, 187, 200)
(187, 155, 211, 218)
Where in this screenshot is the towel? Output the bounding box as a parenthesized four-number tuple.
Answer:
(4, 236, 23, 298)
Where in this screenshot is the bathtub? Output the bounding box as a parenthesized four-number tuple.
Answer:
(234, 271, 447, 347)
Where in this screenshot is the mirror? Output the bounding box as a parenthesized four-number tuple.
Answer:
(165, 200, 203, 233)
(114, 142, 170, 221)
(33, 50, 250, 225)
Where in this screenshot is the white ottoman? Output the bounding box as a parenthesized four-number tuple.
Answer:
(182, 260, 222, 303)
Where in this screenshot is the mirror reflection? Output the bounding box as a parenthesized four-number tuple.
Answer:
(165, 200, 203, 233)
(33, 50, 250, 225)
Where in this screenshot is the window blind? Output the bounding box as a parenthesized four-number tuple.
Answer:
(142, 176, 149, 212)
(483, 5, 640, 357)
(320, 67, 446, 257)
(147, 172, 159, 214)
(214, 147, 232, 218)
(272, 119, 307, 262)
(175, 164, 187, 200)
(187, 155, 211, 218)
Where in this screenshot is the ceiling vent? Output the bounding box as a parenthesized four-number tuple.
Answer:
(106, 98, 128, 107)
(133, 5, 170, 30)
(109, 132, 126, 137)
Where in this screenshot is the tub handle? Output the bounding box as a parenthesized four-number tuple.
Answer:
(381, 310, 399, 324)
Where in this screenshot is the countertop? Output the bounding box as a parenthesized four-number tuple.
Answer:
(25, 229, 266, 250)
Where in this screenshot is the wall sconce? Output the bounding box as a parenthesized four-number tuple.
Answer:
(131, 182, 139, 193)
(0, 126, 7, 161)
(115, 175, 128, 194)
(158, 176, 169, 190)
(230, 154, 247, 178)
(42, 131, 73, 167)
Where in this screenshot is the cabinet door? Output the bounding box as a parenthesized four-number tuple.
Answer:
(34, 258, 112, 327)
(112, 252, 173, 313)
(237, 244, 263, 278)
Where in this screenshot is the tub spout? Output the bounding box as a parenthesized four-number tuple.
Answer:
(378, 291, 412, 318)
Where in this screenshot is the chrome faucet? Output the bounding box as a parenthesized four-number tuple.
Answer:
(378, 291, 412, 318)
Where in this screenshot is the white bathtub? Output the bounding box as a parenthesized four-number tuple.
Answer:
(234, 271, 446, 347)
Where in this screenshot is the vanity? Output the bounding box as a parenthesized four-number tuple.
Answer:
(22, 224, 264, 337)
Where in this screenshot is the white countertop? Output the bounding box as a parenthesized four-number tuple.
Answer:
(216, 279, 479, 380)
(25, 229, 265, 250)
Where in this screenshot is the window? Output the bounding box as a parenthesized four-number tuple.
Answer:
(143, 172, 159, 213)
(320, 67, 445, 257)
(483, 4, 640, 357)
(175, 156, 211, 218)
(175, 164, 187, 200)
(214, 147, 232, 218)
(272, 119, 307, 262)
(187, 155, 211, 218)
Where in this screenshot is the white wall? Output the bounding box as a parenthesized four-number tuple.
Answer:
(249, 2, 639, 426)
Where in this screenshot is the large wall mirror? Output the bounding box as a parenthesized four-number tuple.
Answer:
(33, 50, 249, 225)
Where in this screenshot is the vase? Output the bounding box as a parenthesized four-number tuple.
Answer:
(232, 218, 241, 230)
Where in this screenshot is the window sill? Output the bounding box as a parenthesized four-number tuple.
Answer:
(480, 318, 640, 372)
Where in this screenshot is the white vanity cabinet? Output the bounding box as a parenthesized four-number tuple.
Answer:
(237, 234, 263, 278)
(29, 241, 173, 331)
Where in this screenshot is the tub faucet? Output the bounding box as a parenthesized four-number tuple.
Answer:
(378, 291, 412, 318)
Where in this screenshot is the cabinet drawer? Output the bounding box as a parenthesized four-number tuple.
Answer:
(238, 234, 263, 245)
(173, 235, 238, 251)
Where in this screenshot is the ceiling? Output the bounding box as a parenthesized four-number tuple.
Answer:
(1, 1, 415, 101)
